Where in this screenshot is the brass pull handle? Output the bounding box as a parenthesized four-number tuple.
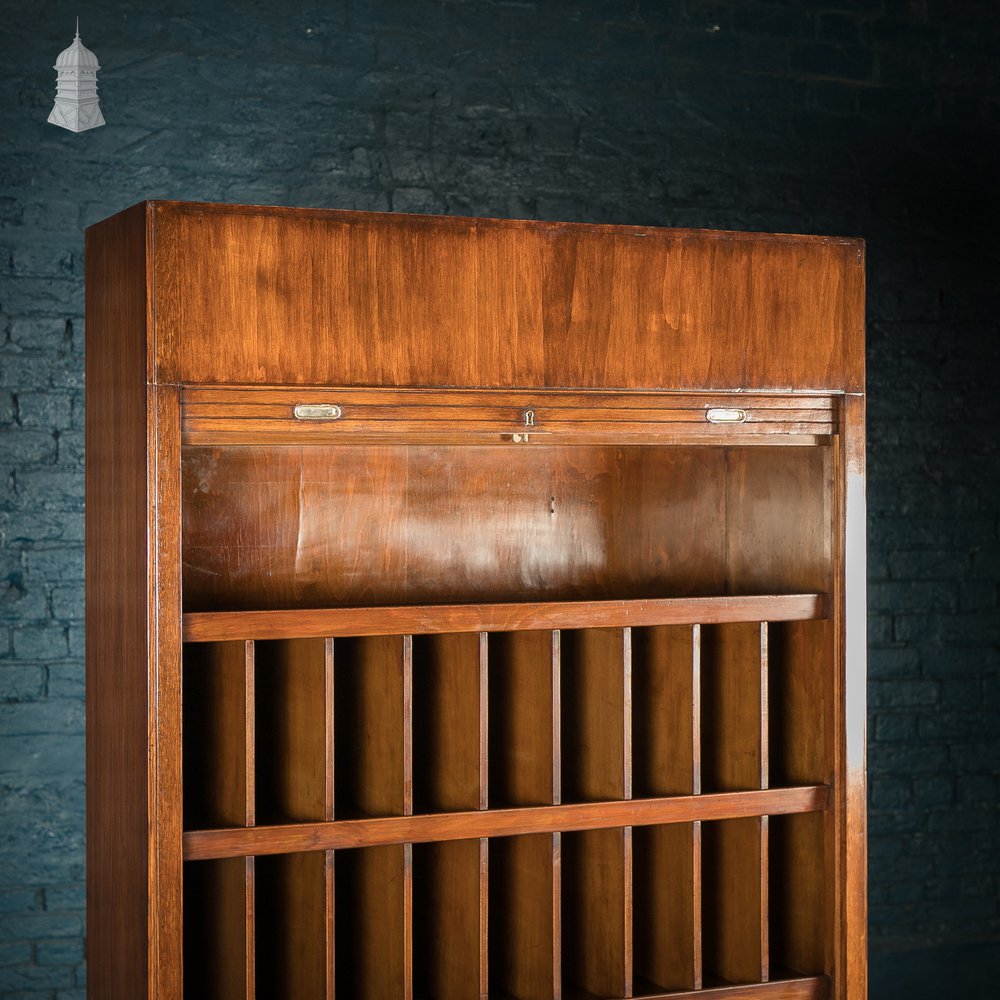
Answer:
(293, 403, 342, 421)
(705, 407, 748, 424)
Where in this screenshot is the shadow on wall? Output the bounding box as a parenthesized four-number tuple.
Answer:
(871, 940, 1000, 1000)
(873, 135, 1000, 283)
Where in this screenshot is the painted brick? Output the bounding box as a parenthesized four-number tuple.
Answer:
(0, 942, 32, 967)
(42, 886, 84, 913)
(870, 678, 940, 708)
(0, 890, 40, 916)
(9, 626, 68, 662)
(0, 962, 79, 991)
(0, 913, 82, 943)
(911, 775, 956, 807)
(36, 938, 83, 966)
(0, 664, 46, 701)
(14, 392, 74, 430)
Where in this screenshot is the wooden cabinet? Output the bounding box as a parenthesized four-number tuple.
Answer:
(85, 201, 867, 1000)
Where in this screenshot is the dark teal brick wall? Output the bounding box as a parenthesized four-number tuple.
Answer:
(1, 1, 999, 997)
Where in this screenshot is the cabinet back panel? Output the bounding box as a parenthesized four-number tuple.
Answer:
(633, 822, 701, 992)
(255, 851, 333, 1000)
(335, 844, 412, 999)
(769, 621, 832, 788)
(183, 857, 254, 1000)
(254, 638, 333, 825)
(333, 635, 411, 819)
(489, 630, 561, 808)
(182, 641, 253, 830)
(770, 812, 827, 978)
(413, 839, 487, 1000)
(490, 833, 561, 1000)
(182, 444, 829, 611)
(561, 628, 631, 803)
(412, 632, 486, 814)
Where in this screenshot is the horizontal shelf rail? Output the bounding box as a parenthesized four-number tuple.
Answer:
(622, 976, 829, 1000)
(183, 785, 829, 861)
(183, 593, 830, 642)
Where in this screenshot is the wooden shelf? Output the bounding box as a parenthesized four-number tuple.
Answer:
(183, 593, 829, 642)
(178, 610, 836, 997)
(629, 976, 830, 1000)
(183, 787, 829, 861)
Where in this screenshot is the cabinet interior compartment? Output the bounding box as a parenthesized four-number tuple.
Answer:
(701, 623, 767, 795)
(702, 817, 768, 987)
(562, 827, 632, 998)
(335, 844, 411, 999)
(632, 624, 700, 800)
(183, 858, 254, 1000)
(255, 851, 333, 1000)
(561, 628, 631, 805)
(769, 620, 831, 789)
(183, 640, 254, 831)
(413, 838, 487, 1000)
(489, 630, 560, 809)
(633, 823, 701, 995)
(770, 812, 827, 980)
(489, 832, 561, 1000)
(176, 436, 836, 1000)
(254, 637, 332, 825)
(180, 444, 830, 613)
(412, 632, 486, 814)
(333, 634, 411, 819)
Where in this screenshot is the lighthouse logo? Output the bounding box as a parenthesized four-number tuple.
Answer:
(48, 19, 106, 132)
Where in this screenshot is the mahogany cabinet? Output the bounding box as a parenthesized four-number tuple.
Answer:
(85, 201, 867, 1000)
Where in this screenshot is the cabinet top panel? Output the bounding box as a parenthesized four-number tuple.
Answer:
(87, 200, 865, 392)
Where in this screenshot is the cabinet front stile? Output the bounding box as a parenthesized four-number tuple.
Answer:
(153, 383, 185, 999)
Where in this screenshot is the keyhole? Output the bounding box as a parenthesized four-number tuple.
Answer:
(550, 495, 555, 515)
(524, 409, 535, 427)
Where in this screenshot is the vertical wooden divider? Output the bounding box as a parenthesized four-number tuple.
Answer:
(562, 627, 632, 999)
(324, 637, 335, 999)
(489, 630, 562, 1000)
(702, 621, 768, 987)
(552, 629, 564, 1000)
(182, 639, 255, 1000)
(319, 638, 339, 1000)
(402, 634, 414, 1000)
(480, 631, 490, 998)
(762, 623, 770, 985)
(632, 625, 702, 994)
(244, 640, 257, 1000)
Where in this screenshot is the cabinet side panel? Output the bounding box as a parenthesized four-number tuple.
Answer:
(85, 203, 152, 998)
(152, 203, 864, 391)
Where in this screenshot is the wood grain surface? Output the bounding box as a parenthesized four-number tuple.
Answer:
(183, 593, 828, 641)
(150, 201, 864, 392)
(490, 833, 562, 1000)
(86, 200, 865, 1000)
(182, 785, 829, 860)
(85, 202, 156, 999)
